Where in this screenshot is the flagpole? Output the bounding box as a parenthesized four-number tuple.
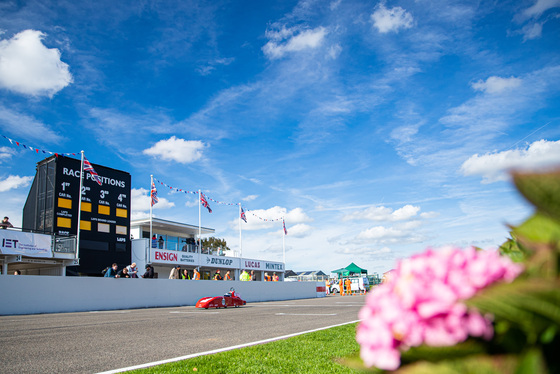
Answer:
(198, 189, 202, 263)
(150, 174, 153, 255)
(238, 203, 242, 258)
(282, 217, 286, 264)
(76, 150, 84, 263)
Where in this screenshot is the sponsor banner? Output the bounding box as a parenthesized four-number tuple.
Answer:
(149, 248, 282, 272)
(201, 254, 240, 269)
(0, 230, 52, 258)
(151, 249, 197, 265)
(241, 258, 284, 271)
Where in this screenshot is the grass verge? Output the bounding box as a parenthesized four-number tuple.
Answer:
(130, 322, 361, 374)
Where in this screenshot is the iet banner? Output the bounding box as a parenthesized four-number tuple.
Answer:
(0, 230, 52, 258)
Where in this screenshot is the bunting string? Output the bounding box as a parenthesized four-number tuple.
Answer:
(2, 135, 79, 157)
(153, 176, 287, 223)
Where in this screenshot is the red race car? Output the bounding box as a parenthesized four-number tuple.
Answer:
(195, 288, 247, 309)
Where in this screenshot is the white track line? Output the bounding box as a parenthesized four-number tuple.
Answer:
(275, 313, 337, 316)
(96, 319, 360, 374)
(169, 311, 220, 314)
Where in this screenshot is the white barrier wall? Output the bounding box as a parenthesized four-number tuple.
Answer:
(0, 276, 324, 315)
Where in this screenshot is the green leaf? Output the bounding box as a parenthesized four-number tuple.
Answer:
(395, 354, 519, 374)
(467, 278, 560, 341)
(401, 340, 486, 364)
(514, 348, 547, 374)
(513, 171, 560, 223)
(540, 325, 557, 344)
(512, 213, 560, 245)
(500, 237, 528, 263)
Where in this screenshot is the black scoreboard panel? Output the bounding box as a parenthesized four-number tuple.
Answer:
(54, 156, 131, 275)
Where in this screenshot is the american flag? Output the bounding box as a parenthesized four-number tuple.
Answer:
(200, 192, 212, 213)
(151, 181, 159, 206)
(83, 156, 102, 186)
(240, 207, 247, 223)
(283, 219, 288, 235)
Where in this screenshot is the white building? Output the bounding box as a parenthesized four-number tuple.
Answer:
(130, 218, 285, 281)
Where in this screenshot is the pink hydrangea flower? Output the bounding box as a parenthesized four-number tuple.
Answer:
(356, 246, 523, 370)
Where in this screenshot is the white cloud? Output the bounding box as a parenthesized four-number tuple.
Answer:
(0, 175, 33, 192)
(471, 76, 522, 94)
(357, 226, 405, 240)
(390, 122, 421, 144)
(262, 26, 327, 59)
(343, 204, 420, 222)
(521, 22, 544, 40)
(420, 211, 440, 219)
(0, 105, 62, 143)
(0, 146, 13, 162)
(280, 223, 312, 238)
(335, 246, 393, 256)
(196, 57, 235, 76)
(143, 136, 205, 164)
(518, 0, 560, 21)
(460, 139, 560, 183)
(327, 44, 342, 59)
(354, 224, 425, 245)
(371, 3, 413, 34)
(242, 194, 258, 202)
(239, 206, 312, 231)
(392, 205, 420, 221)
(0, 30, 72, 97)
(330, 0, 342, 11)
(514, 0, 560, 40)
(131, 187, 175, 214)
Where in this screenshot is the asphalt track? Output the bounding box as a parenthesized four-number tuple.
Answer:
(0, 294, 365, 373)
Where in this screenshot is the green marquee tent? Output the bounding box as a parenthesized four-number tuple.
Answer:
(331, 262, 367, 277)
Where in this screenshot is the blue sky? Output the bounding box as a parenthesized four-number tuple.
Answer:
(1, 0, 559, 275)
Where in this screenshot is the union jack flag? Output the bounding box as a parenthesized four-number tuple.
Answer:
(240, 207, 247, 223)
(83, 156, 102, 186)
(283, 219, 288, 235)
(151, 181, 158, 206)
(200, 192, 212, 213)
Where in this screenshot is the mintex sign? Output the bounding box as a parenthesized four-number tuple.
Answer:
(151, 249, 196, 265)
(242, 259, 284, 271)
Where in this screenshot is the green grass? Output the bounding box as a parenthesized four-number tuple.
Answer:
(131, 323, 361, 374)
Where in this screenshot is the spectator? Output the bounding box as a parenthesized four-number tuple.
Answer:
(240, 269, 250, 281)
(192, 268, 200, 280)
(126, 263, 139, 278)
(117, 267, 130, 278)
(142, 264, 154, 278)
(151, 235, 157, 248)
(224, 270, 232, 281)
(273, 272, 279, 282)
(1, 216, 13, 229)
(169, 266, 179, 279)
(264, 272, 271, 281)
(182, 269, 190, 280)
(13, 270, 21, 275)
(104, 263, 118, 278)
(213, 269, 223, 280)
(158, 236, 164, 249)
(250, 270, 256, 281)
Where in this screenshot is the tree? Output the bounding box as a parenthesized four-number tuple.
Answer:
(201, 237, 230, 251)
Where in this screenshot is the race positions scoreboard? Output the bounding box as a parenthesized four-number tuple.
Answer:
(54, 156, 130, 240)
(54, 155, 131, 273)
(23, 155, 132, 274)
